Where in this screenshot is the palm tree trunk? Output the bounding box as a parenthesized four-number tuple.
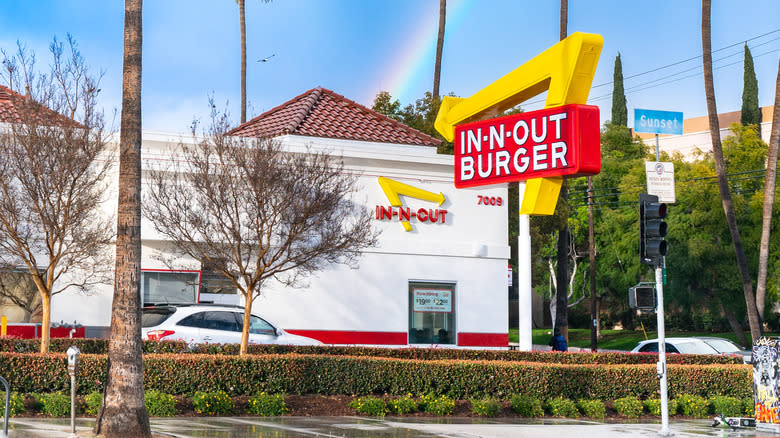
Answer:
(701, 0, 762, 342)
(239, 0, 247, 124)
(555, 0, 569, 341)
(94, 0, 151, 436)
(432, 0, 446, 99)
(755, 55, 780, 320)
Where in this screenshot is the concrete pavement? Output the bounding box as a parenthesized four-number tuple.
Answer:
(1, 417, 771, 438)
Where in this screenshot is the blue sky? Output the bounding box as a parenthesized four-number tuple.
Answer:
(1, 1, 778, 133)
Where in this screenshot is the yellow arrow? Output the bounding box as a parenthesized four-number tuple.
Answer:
(434, 32, 603, 215)
(378, 177, 445, 231)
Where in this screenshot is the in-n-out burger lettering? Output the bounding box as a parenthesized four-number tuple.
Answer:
(453, 104, 600, 188)
(375, 206, 448, 224)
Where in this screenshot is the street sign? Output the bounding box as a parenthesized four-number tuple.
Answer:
(634, 109, 683, 135)
(453, 104, 600, 188)
(645, 161, 676, 203)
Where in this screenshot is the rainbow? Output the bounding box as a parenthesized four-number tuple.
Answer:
(364, 0, 473, 106)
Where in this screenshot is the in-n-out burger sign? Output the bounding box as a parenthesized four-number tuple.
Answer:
(375, 176, 448, 232)
(454, 104, 600, 188)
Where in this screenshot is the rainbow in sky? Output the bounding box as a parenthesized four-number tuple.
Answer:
(363, 0, 473, 107)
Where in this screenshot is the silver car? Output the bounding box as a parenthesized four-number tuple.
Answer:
(631, 337, 751, 363)
(142, 304, 323, 346)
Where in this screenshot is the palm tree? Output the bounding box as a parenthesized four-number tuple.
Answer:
(755, 56, 780, 321)
(93, 0, 152, 436)
(554, 0, 569, 341)
(701, 0, 762, 341)
(432, 0, 446, 99)
(237, 0, 271, 124)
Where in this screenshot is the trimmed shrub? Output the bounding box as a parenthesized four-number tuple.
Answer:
(192, 390, 233, 416)
(0, 391, 25, 417)
(546, 397, 578, 417)
(38, 392, 70, 417)
(420, 394, 454, 416)
(471, 398, 501, 417)
(614, 396, 643, 418)
(247, 392, 288, 416)
(742, 397, 755, 416)
(577, 399, 605, 419)
(348, 396, 387, 417)
(510, 394, 544, 417)
(84, 391, 102, 416)
(676, 394, 709, 418)
(388, 395, 417, 415)
(644, 398, 678, 416)
(145, 390, 177, 417)
(710, 395, 742, 417)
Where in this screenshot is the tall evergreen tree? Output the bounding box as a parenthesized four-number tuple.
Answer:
(611, 53, 627, 126)
(741, 43, 761, 126)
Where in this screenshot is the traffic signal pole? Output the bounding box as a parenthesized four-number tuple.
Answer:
(656, 260, 671, 436)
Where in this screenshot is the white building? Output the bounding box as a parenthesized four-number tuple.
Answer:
(46, 88, 511, 347)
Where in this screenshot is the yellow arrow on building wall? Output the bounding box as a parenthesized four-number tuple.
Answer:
(434, 32, 603, 215)
(378, 176, 445, 231)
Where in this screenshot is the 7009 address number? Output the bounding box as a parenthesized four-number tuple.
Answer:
(477, 195, 503, 206)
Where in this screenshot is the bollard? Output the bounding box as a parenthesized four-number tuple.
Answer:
(1, 317, 5, 337)
(66, 346, 80, 438)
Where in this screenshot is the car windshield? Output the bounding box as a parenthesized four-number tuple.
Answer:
(674, 340, 719, 355)
(701, 339, 742, 353)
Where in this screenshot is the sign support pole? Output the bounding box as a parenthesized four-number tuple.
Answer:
(518, 183, 533, 351)
(655, 133, 660, 161)
(656, 260, 671, 436)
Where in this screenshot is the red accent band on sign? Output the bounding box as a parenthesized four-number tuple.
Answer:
(453, 104, 600, 188)
(457, 332, 508, 347)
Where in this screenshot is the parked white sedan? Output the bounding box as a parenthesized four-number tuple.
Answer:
(631, 337, 751, 363)
(142, 304, 323, 346)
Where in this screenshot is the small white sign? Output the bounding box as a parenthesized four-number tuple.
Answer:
(413, 289, 452, 313)
(645, 161, 676, 203)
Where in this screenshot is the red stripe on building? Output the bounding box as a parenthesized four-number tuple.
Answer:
(285, 330, 408, 345)
(457, 332, 508, 347)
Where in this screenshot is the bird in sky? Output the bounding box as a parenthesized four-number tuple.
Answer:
(258, 54, 275, 62)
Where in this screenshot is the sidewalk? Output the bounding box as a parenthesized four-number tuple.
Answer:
(2, 416, 767, 437)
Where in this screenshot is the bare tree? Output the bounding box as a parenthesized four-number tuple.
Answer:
(0, 37, 113, 353)
(755, 56, 780, 321)
(144, 103, 378, 355)
(701, 0, 761, 340)
(94, 0, 152, 435)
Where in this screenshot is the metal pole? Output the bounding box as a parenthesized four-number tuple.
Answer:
(656, 263, 671, 436)
(0, 376, 9, 438)
(518, 183, 533, 351)
(655, 133, 660, 161)
(588, 176, 597, 352)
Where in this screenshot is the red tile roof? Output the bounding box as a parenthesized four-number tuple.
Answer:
(228, 87, 440, 147)
(0, 84, 81, 127)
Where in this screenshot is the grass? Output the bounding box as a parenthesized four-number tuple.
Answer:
(510, 328, 762, 351)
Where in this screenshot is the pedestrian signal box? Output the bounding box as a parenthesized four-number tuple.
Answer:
(629, 283, 656, 311)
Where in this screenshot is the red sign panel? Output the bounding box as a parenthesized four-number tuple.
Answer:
(453, 104, 601, 188)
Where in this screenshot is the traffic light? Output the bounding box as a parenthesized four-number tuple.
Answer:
(639, 193, 667, 267)
(629, 283, 656, 311)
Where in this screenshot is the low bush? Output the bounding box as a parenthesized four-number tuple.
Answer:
(37, 392, 70, 417)
(614, 396, 643, 418)
(510, 394, 544, 417)
(710, 395, 742, 417)
(192, 391, 233, 416)
(145, 390, 177, 417)
(546, 397, 578, 417)
(577, 399, 605, 419)
(471, 398, 501, 417)
(0, 391, 25, 417)
(348, 396, 387, 417)
(388, 395, 417, 415)
(420, 394, 454, 416)
(84, 391, 102, 416)
(247, 392, 288, 416)
(742, 397, 755, 416)
(676, 394, 710, 418)
(643, 398, 678, 416)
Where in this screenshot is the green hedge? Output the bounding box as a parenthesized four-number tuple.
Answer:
(0, 339, 743, 365)
(0, 352, 751, 400)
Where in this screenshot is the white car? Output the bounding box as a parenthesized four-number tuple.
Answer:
(631, 337, 751, 363)
(141, 304, 323, 346)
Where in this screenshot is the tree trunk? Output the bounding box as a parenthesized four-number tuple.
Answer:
(588, 176, 597, 352)
(432, 0, 446, 99)
(239, 0, 247, 124)
(755, 55, 780, 320)
(554, 0, 569, 342)
(94, 0, 151, 436)
(721, 300, 748, 348)
(240, 293, 253, 356)
(701, 0, 762, 342)
(40, 292, 51, 354)
(559, 0, 567, 41)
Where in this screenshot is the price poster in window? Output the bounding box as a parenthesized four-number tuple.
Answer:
(412, 289, 452, 313)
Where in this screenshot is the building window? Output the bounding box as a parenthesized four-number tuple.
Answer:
(408, 281, 455, 345)
(0, 269, 42, 323)
(199, 269, 237, 295)
(141, 271, 199, 305)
